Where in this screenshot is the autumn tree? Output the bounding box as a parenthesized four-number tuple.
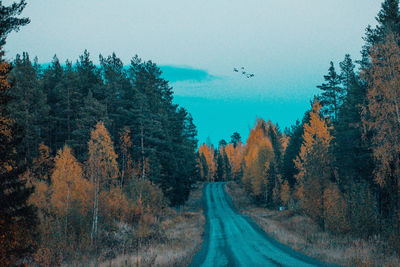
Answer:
(87, 121, 119, 245)
(225, 141, 244, 180)
(50, 145, 92, 255)
(198, 143, 216, 182)
(362, 33, 400, 220)
(295, 100, 334, 226)
(242, 118, 275, 202)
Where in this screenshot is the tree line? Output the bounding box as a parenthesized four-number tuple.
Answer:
(199, 0, 400, 250)
(0, 0, 199, 265)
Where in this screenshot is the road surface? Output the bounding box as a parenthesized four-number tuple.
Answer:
(190, 182, 327, 267)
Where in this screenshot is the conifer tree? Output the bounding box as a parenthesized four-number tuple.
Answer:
(362, 0, 400, 67)
(0, 2, 37, 264)
(317, 62, 344, 120)
(9, 52, 49, 161)
(335, 54, 373, 188)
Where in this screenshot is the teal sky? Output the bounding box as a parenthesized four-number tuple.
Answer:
(4, 0, 382, 144)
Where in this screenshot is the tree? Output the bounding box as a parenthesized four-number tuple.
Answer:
(295, 100, 334, 226)
(317, 62, 344, 120)
(0, 2, 37, 264)
(9, 52, 49, 161)
(362, 0, 400, 67)
(87, 121, 119, 245)
(242, 118, 275, 202)
(362, 33, 400, 219)
(225, 141, 244, 180)
(335, 54, 373, 188)
(230, 132, 241, 148)
(50, 145, 92, 243)
(198, 143, 216, 182)
(72, 90, 107, 160)
(0, 0, 30, 46)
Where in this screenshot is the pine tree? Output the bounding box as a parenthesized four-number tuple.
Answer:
(0, 2, 37, 264)
(9, 52, 49, 161)
(335, 54, 373, 188)
(0, 0, 30, 46)
(72, 90, 107, 160)
(362, 0, 400, 67)
(317, 62, 344, 120)
(230, 132, 241, 148)
(42, 55, 64, 151)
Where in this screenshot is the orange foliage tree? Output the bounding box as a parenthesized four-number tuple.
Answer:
(362, 33, 400, 220)
(87, 121, 120, 245)
(242, 118, 275, 202)
(198, 143, 216, 182)
(50, 145, 92, 231)
(295, 100, 334, 225)
(225, 141, 244, 180)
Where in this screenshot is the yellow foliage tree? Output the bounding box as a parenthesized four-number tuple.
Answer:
(87, 121, 119, 244)
(295, 100, 333, 225)
(225, 141, 244, 180)
(198, 143, 216, 182)
(51, 145, 92, 220)
(362, 34, 400, 221)
(242, 118, 275, 201)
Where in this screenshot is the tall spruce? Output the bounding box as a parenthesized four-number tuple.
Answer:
(0, 1, 37, 264)
(317, 62, 344, 120)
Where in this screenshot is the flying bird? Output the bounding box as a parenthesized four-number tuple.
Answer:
(233, 66, 255, 78)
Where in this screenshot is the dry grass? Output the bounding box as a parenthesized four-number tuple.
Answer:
(226, 181, 400, 267)
(95, 183, 205, 267)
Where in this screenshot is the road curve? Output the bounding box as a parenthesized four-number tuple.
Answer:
(190, 182, 326, 267)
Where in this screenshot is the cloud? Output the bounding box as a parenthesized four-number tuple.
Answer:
(160, 65, 216, 83)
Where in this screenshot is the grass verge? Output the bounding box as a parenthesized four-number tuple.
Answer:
(91, 183, 205, 267)
(226, 181, 400, 267)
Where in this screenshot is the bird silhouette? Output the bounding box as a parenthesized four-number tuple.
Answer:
(233, 66, 255, 78)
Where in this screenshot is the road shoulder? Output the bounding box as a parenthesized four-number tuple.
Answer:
(226, 181, 400, 267)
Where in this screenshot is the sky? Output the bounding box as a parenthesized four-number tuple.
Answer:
(4, 0, 382, 144)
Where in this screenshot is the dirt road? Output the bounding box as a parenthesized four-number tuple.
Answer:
(190, 182, 326, 267)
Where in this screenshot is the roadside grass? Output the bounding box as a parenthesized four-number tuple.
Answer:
(226, 181, 400, 267)
(82, 183, 204, 267)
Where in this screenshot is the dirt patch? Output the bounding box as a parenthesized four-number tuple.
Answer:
(226, 181, 400, 267)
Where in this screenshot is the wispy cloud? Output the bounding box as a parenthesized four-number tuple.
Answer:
(160, 65, 216, 83)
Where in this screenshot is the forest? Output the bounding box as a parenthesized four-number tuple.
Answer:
(0, 1, 199, 265)
(3, 0, 400, 266)
(198, 0, 400, 256)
